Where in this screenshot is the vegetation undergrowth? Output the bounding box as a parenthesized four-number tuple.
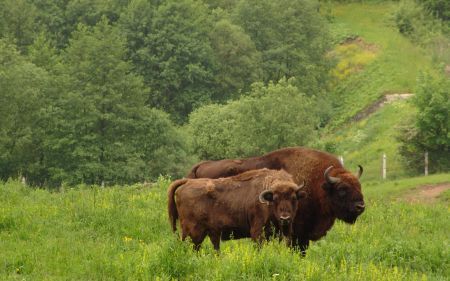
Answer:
(319, 2, 442, 181)
(324, 102, 416, 181)
(328, 2, 434, 126)
(1, 174, 449, 280)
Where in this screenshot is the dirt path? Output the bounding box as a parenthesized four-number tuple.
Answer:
(403, 183, 450, 203)
(351, 93, 413, 122)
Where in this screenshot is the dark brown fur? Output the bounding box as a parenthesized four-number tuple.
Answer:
(168, 169, 306, 250)
(186, 147, 365, 253)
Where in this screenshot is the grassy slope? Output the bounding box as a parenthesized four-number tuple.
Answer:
(324, 3, 435, 181)
(1, 175, 449, 280)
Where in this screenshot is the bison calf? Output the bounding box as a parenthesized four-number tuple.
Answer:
(168, 169, 306, 250)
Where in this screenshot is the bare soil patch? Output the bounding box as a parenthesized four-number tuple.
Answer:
(351, 92, 413, 122)
(402, 183, 450, 204)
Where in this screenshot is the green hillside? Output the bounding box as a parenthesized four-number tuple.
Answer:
(324, 2, 437, 181)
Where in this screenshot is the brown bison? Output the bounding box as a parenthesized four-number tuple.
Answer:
(168, 169, 307, 250)
(186, 147, 365, 253)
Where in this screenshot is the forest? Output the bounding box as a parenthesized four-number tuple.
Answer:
(1, 0, 449, 187)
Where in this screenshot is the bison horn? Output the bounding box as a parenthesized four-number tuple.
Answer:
(324, 166, 340, 184)
(296, 180, 306, 190)
(356, 165, 363, 178)
(259, 190, 273, 204)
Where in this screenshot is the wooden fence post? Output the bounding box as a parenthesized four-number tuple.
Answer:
(382, 153, 387, 180)
(424, 151, 429, 176)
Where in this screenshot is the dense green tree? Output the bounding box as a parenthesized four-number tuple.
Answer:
(398, 71, 449, 174)
(118, 0, 156, 65)
(0, 0, 338, 185)
(43, 19, 190, 186)
(0, 39, 50, 182)
(30, 0, 129, 48)
(209, 18, 262, 100)
(0, 0, 40, 51)
(133, 0, 217, 122)
(27, 33, 60, 70)
(233, 0, 332, 95)
(189, 78, 320, 159)
(203, 0, 238, 10)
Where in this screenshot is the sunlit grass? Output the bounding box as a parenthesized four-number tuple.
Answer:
(1, 174, 449, 280)
(329, 2, 433, 125)
(322, 2, 437, 180)
(330, 102, 416, 181)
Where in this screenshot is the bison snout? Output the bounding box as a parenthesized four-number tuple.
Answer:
(279, 215, 291, 225)
(355, 202, 365, 213)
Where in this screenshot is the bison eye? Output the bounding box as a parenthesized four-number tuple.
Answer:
(338, 190, 346, 197)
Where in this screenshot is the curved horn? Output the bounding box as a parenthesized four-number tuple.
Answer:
(356, 165, 363, 178)
(259, 190, 273, 204)
(324, 166, 340, 184)
(296, 180, 306, 190)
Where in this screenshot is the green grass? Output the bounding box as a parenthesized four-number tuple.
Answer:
(328, 101, 417, 181)
(322, 2, 438, 181)
(330, 2, 433, 124)
(363, 173, 450, 199)
(1, 174, 449, 280)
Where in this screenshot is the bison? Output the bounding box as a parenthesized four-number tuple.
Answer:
(168, 169, 307, 250)
(186, 147, 365, 253)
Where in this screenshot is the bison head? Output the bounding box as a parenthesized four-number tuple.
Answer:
(259, 180, 307, 227)
(322, 165, 365, 224)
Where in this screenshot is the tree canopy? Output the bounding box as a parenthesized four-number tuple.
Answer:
(0, 0, 335, 186)
(398, 70, 450, 174)
(189, 79, 320, 159)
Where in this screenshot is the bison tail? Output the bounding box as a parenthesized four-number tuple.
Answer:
(167, 178, 188, 232)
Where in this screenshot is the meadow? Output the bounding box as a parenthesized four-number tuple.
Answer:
(1, 174, 449, 280)
(322, 2, 440, 181)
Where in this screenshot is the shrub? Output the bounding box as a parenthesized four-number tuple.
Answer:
(188, 78, 321, 160)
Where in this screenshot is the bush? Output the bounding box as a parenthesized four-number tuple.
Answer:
(188, 78, 322, 160)
(417, 0, 450, 21)
(398, 70, 450, 174)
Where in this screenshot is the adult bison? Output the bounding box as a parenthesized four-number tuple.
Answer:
(186, 147, 365, 253)
(168, 169, 307, 250)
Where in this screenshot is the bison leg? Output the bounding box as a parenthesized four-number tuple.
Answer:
(181, 223, 189, 241)
(299, 242, 309, 256)
(292, 237, 309, 256)
(208, 230, 221, 251)
(250, 226, 264, 246)
(182, 223, 207, 251)
(191, 230, 207, 251)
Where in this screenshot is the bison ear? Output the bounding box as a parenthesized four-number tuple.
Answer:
(296, 190, 307, 199)
(259, 190, 274, 204)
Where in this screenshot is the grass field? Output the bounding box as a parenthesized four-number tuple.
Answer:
(1, 174, 449, 280)
(329, 2, 433, 124)
(321, 2, 438, 181)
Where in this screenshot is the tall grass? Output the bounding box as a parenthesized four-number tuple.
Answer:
(1, 174, 449, 280)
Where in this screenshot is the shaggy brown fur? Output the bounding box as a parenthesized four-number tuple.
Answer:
(186, 147, 365, 253)
(168, 169, 306, 250)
